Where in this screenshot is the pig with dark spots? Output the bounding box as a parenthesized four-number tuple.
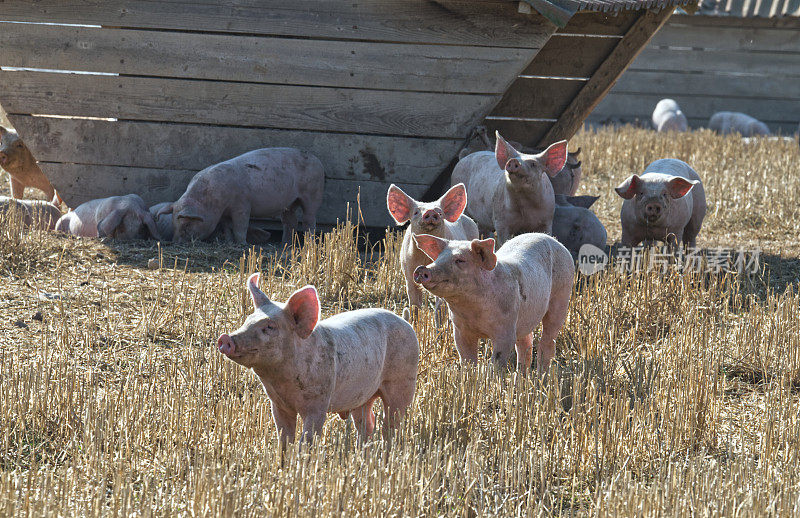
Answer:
(0, 127, 56, 201)
(615, 159, 706, 248)
(552, 194, 607, 260)
(149, 201, 271, 244)
(412, 233, 574, 375)
(55, 194, 161, 240)
(386, 183, 478, 322)
(218, 273, 419, 447)
(452, 131, 567, 244)
(158, 148, 324, 244)
(0, 196, 61, 230)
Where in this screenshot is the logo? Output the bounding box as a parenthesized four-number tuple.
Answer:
(578, 244, 608, 275)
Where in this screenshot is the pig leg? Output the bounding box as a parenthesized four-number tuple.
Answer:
(281, 201, 301, 243)
(404, 279, 424, 322)
(538, 290, 570, 375)
(620, 226, 642, 247)
(300, 409, 327, 445)
(351, 395, 378, 441)
(490, 331, 517, 370)
(9, 177, 24, 199)
(299, 197, 319, 234)
(515, 333, 534, 372)
(228, 207, 250, 244)
(682, 219, 702, 249)
(271, 401, 297, 450)
(453, 326, 480, 364)
(377, 383, 415, 435)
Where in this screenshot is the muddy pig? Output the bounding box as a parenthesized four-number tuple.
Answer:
(386, 183, 479, 322)
(615, 159, 706, 248)
(552, 195, 607, 260)
(0, 196, 61, 230)
(218, 273, 419, 446)
(452, 131, 567, 244)
(412, 233, 574, 374)
(150, 202, 271, 244)
(0, 127, 57, 201)
(55, 194, 161, 240)
(157, 148, 324, 244)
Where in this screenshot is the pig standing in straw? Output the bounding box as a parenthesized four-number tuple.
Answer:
(412, 233, 573, 374)
(218, 274, 419, 447)
(652, 99, 688, 133)
(386, 183, 478, 322)
(615, 159, 706, 248)
(452, 131, 567, 245)
(0, 127, 57, 201)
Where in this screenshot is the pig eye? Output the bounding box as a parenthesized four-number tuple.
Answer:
(413, 209, 420, 216)
(455, 258, 466, 266)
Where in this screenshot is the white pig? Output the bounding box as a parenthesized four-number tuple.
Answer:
(709, 111, 770, 137)
(552, 195, 607, 260)
(652, 99, 688, 133)
(0, 196, 61, 230)
(55, 194, 161, 240)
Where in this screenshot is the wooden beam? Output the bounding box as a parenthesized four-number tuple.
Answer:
(538, 7, 677, 147)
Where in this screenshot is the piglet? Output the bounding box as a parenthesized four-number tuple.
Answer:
(552, 194, 607, 260)
(652, 99, 688, 133)
(386, 183, 478, 322)
(412, 233, 574, 374)
(709, 111, 770, 137)
(452, 132, 567, 244)
(0, 196, 61, 230)
(55, 194, 161, 240)
(0, 127, 57, 200)
(615, 159, 706, 248)
(218, 273, 419, 446)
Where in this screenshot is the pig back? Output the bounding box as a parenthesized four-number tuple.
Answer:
(451, 152, 506, 230)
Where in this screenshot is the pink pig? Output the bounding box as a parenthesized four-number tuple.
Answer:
(386, 183, 479, 322)
(55, 194, 161, 240)
(218, 274, 419, 446)
(412, 233, 574, 374)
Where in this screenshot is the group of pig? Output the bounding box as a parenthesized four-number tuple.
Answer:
(216, 130, 706, 449)
(652, 99, 773, 137)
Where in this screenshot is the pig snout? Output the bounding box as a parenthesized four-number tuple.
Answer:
(422, 209, 441, 226)
(644, 201, 662, 222)
(413, 265, 432, 285)
(218, 334, 237, 356)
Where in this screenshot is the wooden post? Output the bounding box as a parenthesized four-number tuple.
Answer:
(537, 6, 676, 147)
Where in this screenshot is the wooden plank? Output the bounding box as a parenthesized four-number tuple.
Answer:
(9, 115, 463, 184)
(611, 70, 800, 101)
(483, 118, 555, 148)
(557, 10, 640, 36)
(0, 0, 554, 48)
(539, 7, 675, 146)
(38, 161, 425, 227)
(0, 71, 499, 139)
(668, 13, 800, 30)
(651, 23, 800, 53)
(0, 22, 535, 95)
(590, 92, 800, 124)
(522, 34, 620, 78)
(631, 47, 800, 76)
(489, 78, 586, 119)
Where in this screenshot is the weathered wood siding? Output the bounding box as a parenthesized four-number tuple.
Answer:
(588, 15, 800, 133)
(0, 0, 555, 227)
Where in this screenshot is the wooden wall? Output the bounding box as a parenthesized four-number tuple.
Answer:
(0, 0, 554, 228)
(588, 15, 800, 133)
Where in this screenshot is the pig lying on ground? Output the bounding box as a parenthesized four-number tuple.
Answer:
(150, 202, 271, 244)
(412, 233, 573, 374)
(0, 127, 56, 201)
(552, 195, 607, 260)
(709, 112, 770, 137)
(615, 159, 706, 248)
(452, 131, 567, 244)
(55, 194, 161, 240)
(0, 196, 61, 230)
(157, 148, 324, 244)
(218, 273, 419, 446)
(652, 99, 688, 133)
(386, 183, 479, 322)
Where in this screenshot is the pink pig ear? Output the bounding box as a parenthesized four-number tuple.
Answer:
(538, 140, 568, 177)
(495, 131, 519, 170)
(285, 286, 320, 339)
(439, 183, 467, 223)
(470, 238, 497, 270)
(615, 175, 643, 200)
(413, 234, 448, 261)
(247, 272, 269, 308)
(386, 184, 416, 224)
(666, 177, 698, 199)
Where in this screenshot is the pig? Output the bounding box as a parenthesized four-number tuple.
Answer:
(386, 183, 479, 322)
(217, 273, 419, 446)
(55, 194, 161, 240)
(652, 99, 689, 133)
(0, 127, 56, 200)
(149, 202, 271, 244)
(157, 148, 324, 244)
(549, 148, 582, 196)
(615, 159, 706, 248)
(709, 111, 770, 137)
(412, 233, 574, 374)
(552, 194, 607, 260)
(0, 196, 61, 230)
(452, 131, 567, 244)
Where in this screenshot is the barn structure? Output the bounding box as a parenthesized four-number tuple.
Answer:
(0, 0, 694, 229)
(588, 0, 800, 133)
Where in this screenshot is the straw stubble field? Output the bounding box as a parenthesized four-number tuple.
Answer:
(1, 127, 799, 516)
